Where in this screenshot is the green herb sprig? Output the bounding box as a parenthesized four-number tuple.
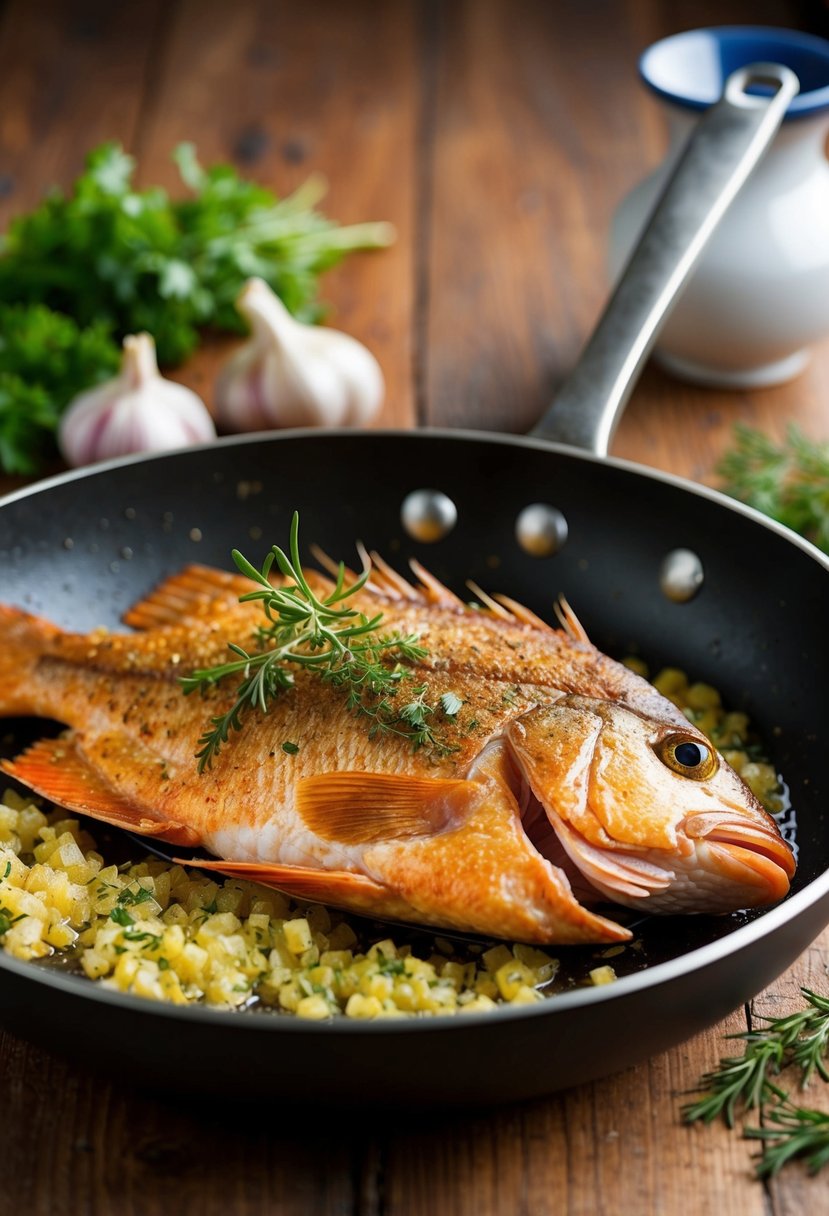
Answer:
(718, 424, 829, 554)
(684, 988, 829, 1176)
(0, 904, 25, 936)
(746, 1100, 829, 1177)
(181, 514, 443, 771)
(0, 141, 394, 472)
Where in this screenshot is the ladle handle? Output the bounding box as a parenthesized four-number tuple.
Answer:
(530, 63, 800, 455)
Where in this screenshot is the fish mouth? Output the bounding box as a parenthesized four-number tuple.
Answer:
(682, 811, 795, 905)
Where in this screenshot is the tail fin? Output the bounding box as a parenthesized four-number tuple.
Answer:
(0, 604, 56, 717)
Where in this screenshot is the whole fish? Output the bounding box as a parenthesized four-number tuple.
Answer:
(0, 554, 794, 944)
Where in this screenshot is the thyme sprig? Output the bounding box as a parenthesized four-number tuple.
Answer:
(683, 988, 829, 1177)
(181, 513, 443, 770)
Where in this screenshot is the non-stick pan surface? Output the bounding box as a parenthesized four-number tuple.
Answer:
(0, 429, 827, 1105)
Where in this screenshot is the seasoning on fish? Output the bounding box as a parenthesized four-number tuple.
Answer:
(0, 533, 795, 945)
(179, 515, 440, 772)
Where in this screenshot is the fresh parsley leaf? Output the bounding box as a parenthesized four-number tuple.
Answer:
(123, 928, 163, 949)
(377, 956, 406, 976)
(85, 142, 135, 195)
(439, 692, 463, 716)
(116, 885, 154, 908)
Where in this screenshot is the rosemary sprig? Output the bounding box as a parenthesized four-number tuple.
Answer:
(681, 1040, 788, 1128)
(181, 513, 441, 770)
(717, 424, 829, 553)
(683, 989, 829, 1127)
(746, 1100, 829, 1177)
(684, 988, 829, 1177)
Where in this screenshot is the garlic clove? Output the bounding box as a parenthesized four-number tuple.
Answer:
(214, 277, 384, 432)
(59, 333, 216, 467)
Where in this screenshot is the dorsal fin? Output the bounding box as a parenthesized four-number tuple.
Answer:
(554, 595, 591, 644)
(367, 549, 423, 601)
(125, 561, 338, 631)
(492, 594, 554, 633)
(309, 545, 586, 649)
(1, 737, 200, 845)
(312, 541, 410, 602)
(465, 580, 515, 620)
(123, 565, 252, 630)
(296, 772, 473, 844)
(408, 559, 466, 607)
(309, 544, 364, 587)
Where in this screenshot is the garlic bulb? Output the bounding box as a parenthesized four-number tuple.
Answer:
(215, 277, 384, 431)
(59, 333, 216, 467)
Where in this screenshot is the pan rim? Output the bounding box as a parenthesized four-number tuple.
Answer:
(1, 425, 827, 1036)
(0, 870, 826, 1035)
(1, 424, 828, 575)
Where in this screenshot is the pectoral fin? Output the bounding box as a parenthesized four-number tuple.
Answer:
(1, 737, 200, 846)
(296, 772, 475, 844)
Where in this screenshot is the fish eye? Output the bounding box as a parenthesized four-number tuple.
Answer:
(656, 734, 718, 781)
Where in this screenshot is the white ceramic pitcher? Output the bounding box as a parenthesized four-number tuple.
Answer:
(609, 26, 829, 388)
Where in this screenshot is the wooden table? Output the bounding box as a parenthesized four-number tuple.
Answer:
(2, 1, 829, 1211)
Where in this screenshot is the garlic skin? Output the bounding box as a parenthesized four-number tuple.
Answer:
(215, 277, 384, 431)
(59, 333, 216, 467)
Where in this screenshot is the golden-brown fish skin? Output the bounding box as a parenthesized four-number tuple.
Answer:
(0, 558, 795, 943)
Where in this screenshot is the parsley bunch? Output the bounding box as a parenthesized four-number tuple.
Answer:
(0, 142, 394, 473)
(0, 303, 120, 473)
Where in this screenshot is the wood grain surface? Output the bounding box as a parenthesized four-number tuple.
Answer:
(1, 1, 828, 1212)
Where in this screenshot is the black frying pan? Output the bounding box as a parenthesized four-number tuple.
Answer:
(1, 65, 826, 1106)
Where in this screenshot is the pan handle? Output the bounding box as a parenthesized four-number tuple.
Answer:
(530, 62, 799, 456)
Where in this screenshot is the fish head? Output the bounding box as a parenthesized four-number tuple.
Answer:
(506, 695, 795, 914)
